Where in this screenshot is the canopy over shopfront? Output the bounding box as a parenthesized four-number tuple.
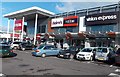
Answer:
(4, 6, 55, 45)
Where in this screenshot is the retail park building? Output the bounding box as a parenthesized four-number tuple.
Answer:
(3, 3, 120, 47)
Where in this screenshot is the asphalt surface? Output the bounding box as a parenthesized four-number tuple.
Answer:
(1, 50, 120, 76)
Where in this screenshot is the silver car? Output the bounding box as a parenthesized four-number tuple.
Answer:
(95, 47, 115, 62)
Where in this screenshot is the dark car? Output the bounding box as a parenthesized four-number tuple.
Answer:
(19, 42, 34, 51)
(0, 44, 14, 57)
(115, 48, 120, 64)
(58, 46, 81, 59)
(0, 41, 11, 45)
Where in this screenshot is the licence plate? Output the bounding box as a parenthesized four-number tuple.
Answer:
(98, 58, 104, 60)
(60, 55, 63, 57)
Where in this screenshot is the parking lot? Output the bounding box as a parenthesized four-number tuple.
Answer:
(1, 50, 120, 76)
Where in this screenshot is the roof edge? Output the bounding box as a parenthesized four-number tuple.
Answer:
(3, 6, 55, 18)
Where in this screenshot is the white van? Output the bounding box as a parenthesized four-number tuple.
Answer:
(76, 47, 96, 61)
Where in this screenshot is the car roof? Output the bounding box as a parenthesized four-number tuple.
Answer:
(97, 47, 112, 49)
(84, 47, 97, 49)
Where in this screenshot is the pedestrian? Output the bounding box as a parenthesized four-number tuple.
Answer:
(57, 43, 61, 49)
(60, 42, 63, 49)
(73, 43, 76, 47)
(54, 41, 57, 48)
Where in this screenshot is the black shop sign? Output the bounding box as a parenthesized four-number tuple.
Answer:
(85, 12, 119, 26)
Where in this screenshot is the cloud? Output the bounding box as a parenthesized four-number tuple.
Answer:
(56, 2, 75, 12)
(55, 2, 118, 13)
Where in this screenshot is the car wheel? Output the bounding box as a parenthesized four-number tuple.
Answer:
(70, 54, 74, 59)
(41, 53, 46, 58)
(22, 48, 25, 51)
(90, 56, 93, 61)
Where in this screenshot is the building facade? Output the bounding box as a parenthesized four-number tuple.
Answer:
(3, 3, 120, 47)
(48, 3, 120, 47)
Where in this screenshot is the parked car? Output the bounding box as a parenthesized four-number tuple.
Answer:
(58, 46, 81, 59)
(76, 47, 96, 61)
(0, 41, 11, 46)
(0, 44, 14, 57)
(11, 41, 22, 49)
(19, 42, 34, 51)
(115, 48, 120, 64)
(95, 47, 115, 62)
(32, 44, 61, 58)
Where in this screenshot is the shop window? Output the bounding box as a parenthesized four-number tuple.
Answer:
(66, 27, 73, 32)
(87, 24, 116, 32)
(38, 25, 46, 33)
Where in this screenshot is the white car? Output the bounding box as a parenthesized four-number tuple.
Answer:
(76, 47, 96, 61)
(11, 41, 22, 49)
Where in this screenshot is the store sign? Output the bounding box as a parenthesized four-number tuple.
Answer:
(64, 16, 78, 27)
(51, 17, 64, 27)
(10, 34, 20, 38)
(14, 19, 23, 31)
(85, 12, 118, 26)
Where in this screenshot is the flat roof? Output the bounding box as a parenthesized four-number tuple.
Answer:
(3, 6, 55, 19)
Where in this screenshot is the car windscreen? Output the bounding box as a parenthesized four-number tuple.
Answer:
(0, 46, 10, 50)
(69, 47, 77, 51)
(97, 48, 108, 53)
(116, 48, 120, 55)
(81, 48, 92, 52)
(38, 45, 45, 49)
(13, 42, 21, 44)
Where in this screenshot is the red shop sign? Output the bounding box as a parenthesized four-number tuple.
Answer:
(14, 19, 23, 31)
(64, 16, 78, 27)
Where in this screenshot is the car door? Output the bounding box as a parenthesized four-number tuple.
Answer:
(26, 43, 32, 49)
(43, 46, 52, 56)
(50, 46, 59, 55)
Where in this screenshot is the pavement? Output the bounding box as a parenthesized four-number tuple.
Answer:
(1, 50, 120, 76)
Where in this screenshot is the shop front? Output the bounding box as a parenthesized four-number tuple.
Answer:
(85, 11, 120, 47)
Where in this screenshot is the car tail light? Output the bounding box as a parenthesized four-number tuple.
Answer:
(36, 50, 40, 52)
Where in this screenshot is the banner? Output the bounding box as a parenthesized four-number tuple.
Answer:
(14, 19, 23, 31)
(79, 16, 86, 32)
(64, 16, 78, 27)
